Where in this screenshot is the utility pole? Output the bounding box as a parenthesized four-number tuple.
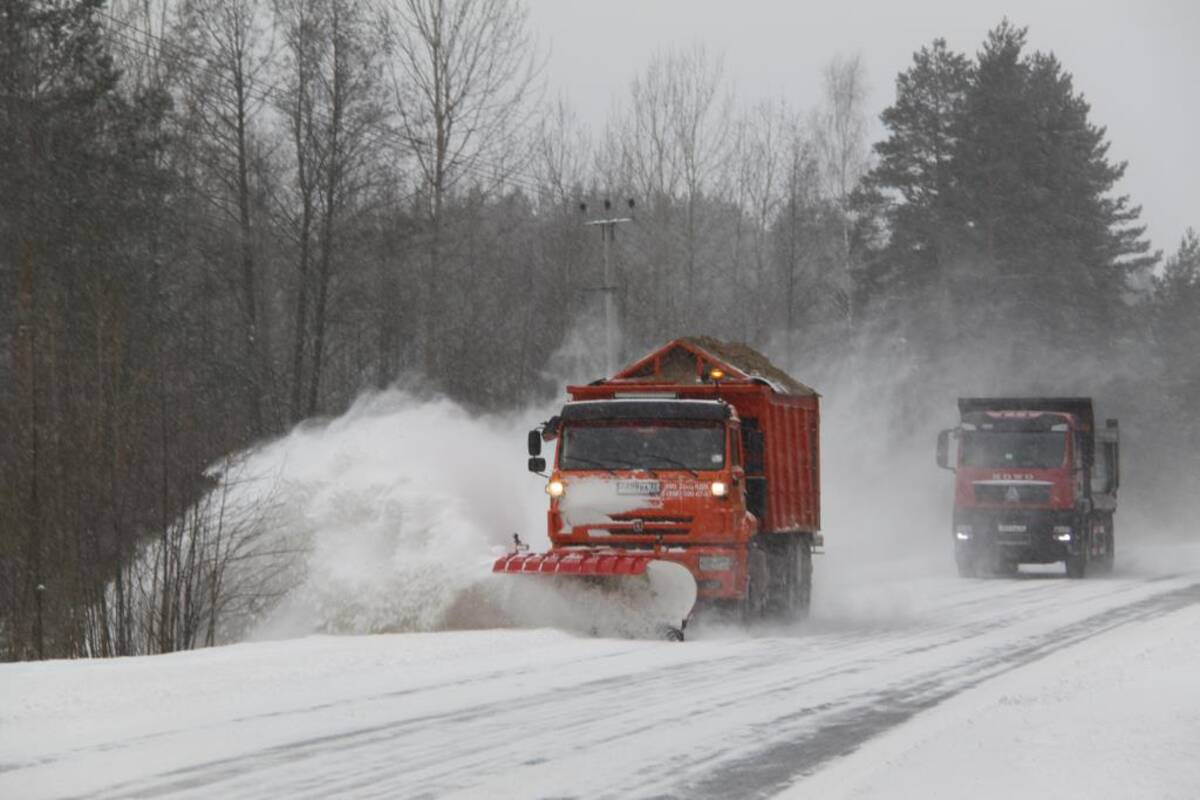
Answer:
(18, 238, 44, 660)
(582, 198, 635, 376)
(35, 585, 44, 660)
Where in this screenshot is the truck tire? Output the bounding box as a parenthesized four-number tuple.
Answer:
(762, 536, 794, 620)
(1065, 514, 1091, 579)
(990, 558, 1019, 578)
(1065, 537, 1088, 579)
(955, 551, 977, 578)
(1096, 517, 1115, 574)
(796, 538, 813, 618)
(742, 546, 771, 623)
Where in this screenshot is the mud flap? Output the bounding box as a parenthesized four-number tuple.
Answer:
(492, 552, 697, 639)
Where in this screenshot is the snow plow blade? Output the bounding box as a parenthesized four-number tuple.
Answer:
(494, 551, 656, 576)
(492, 551, 697, 639)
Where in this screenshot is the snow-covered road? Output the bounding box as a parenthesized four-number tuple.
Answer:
(4, 555, 1200, 799)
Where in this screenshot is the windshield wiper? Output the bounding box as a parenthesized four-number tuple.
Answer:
(608, 457, 660, 477)
(563, 456, 661, 477)
(560, 456, 619, 475)
(640, 453, 701, 478)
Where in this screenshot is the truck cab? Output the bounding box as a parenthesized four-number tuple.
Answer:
(937, 397, 1118, 578)
(535, 398, 758, 601)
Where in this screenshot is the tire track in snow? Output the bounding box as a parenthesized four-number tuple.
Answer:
(677, 580, 1200, 800)
(34, 574, 1197, 800)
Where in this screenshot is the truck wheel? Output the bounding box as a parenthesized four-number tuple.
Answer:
(1096, 520, 1115, 574)
(740, 574, 760, 624)
(994, 558, 1019, 578)
(742, 547, 770, 623)
(796, 539, 813, 618)
(763, 536, 796, 620)
(1065, 543, 1088, 579)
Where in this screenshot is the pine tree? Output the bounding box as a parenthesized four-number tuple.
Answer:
(861, 38, 972, 351)
(951, 21, 1156, 350)
(865, 21, 1158, 364)
(1152, 229, 1200, 446)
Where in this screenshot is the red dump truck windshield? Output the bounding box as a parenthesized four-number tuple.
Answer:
(560, 422, 726, 472)
(960, 430, 1067, 469)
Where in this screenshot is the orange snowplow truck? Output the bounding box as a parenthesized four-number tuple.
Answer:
(494, 337, 821, 637)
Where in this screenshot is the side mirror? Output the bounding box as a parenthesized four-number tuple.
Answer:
(528, 456, 546, 473)
(936, 429, 955, 471)
(527, 430, 542, 457)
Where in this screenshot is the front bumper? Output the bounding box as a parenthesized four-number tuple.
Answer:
(952, 509, 1078, 565)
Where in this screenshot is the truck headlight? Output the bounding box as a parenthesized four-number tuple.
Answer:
(699, 555, 733, 572)
(710, 481, 728, 497)
(955, 524, 972, 541)
(1053, 525, 1072, 542)
(545, 480, 564, 497)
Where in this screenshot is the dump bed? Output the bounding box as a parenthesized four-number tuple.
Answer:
(567, 338, 820, 534)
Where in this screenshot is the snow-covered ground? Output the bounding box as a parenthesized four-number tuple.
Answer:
(792, 596, 1200, 800)
(4, 384, 1197, 798)
(4, 547, 1200, 799)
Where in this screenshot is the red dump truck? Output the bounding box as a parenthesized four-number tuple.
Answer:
(937, 397, 1120, 578)
(494, 337, 821, 636)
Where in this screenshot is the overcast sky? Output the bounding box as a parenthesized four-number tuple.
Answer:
(526, 0, 1197, 256)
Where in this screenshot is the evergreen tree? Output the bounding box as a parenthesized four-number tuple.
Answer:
(0, 0, 182, 658)
(955, 23, 1156, 348)
(866, 21, 1158, 364)
(1152, 229, 1200, 447)
(861, 38, 973, 352)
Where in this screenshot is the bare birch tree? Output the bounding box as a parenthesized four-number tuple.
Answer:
(383, 0, 540, 378)
(304, 0, 389, 415)
(614, 44, 730, 330)
(670, 45, 731, 318)
(175, 0, 276, 432)
(813, 53, 869, 327)
(533, 95, 591, 207)
(736, 97, 795, 339)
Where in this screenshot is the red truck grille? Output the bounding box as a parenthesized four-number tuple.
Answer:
(583, 513, 694, 538)
(974, 483, 1052, 504)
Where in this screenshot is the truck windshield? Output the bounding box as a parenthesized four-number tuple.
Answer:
(560, 423, 725, 472)
(960, 431, 1067, 469)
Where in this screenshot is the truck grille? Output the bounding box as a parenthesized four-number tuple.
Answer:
(596, 513, 694, 538)
(608, 513, 694, 524)
(974, 484, 1052, 504)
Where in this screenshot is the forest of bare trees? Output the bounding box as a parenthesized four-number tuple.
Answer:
(2, 3, 1196, 660)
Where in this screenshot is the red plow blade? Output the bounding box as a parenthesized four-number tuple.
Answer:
(493, 551, 655, 577)
(491, 550, 697, 639)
